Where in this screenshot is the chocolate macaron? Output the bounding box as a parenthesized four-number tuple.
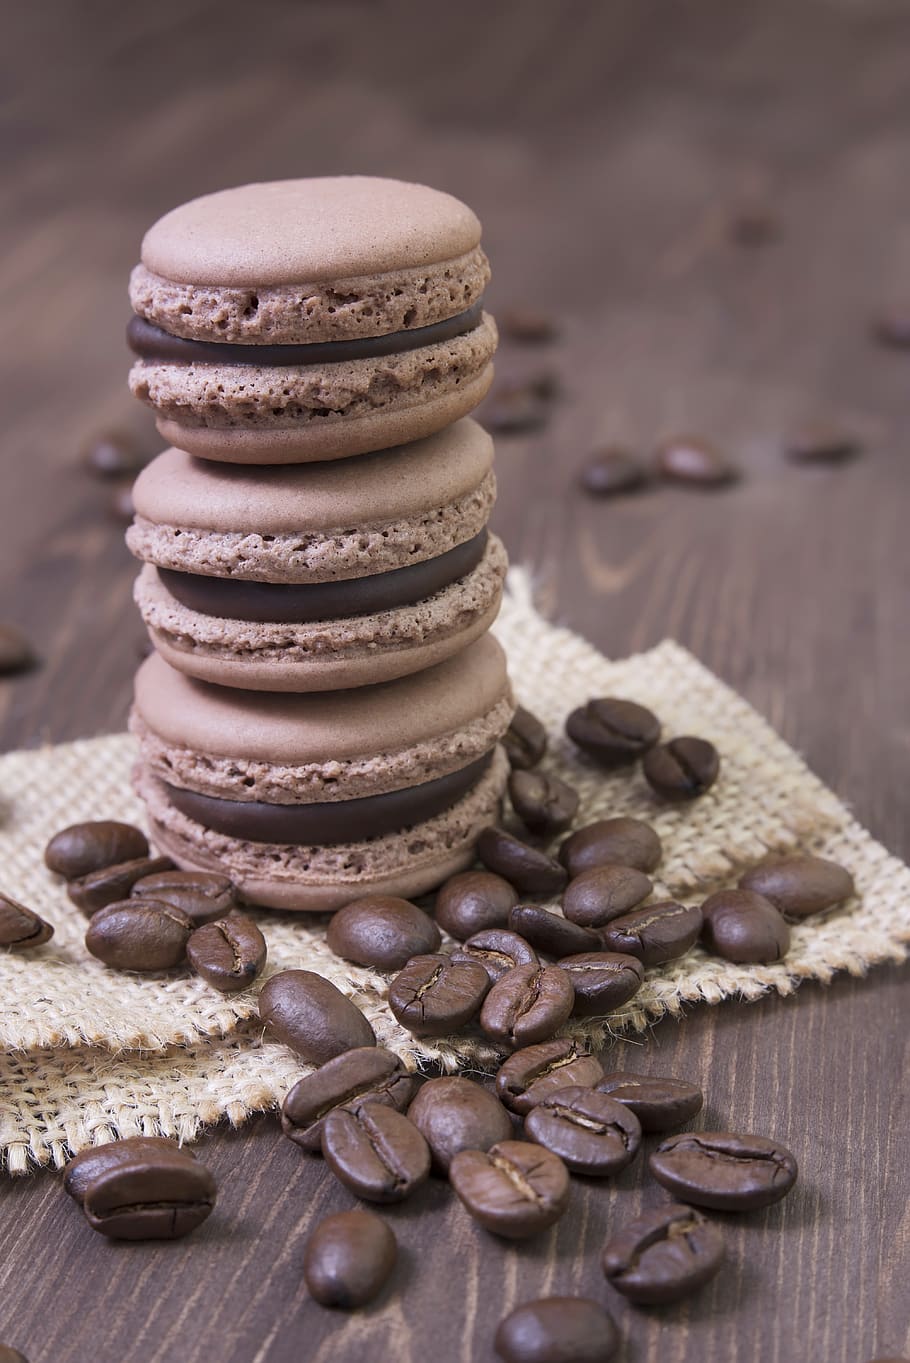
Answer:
(128, 176, 496, 463)
(131, 635, 514, 911)
(127, 418, 506, 691)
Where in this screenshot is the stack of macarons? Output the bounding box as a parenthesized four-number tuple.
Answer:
(126, 176, 513, 911)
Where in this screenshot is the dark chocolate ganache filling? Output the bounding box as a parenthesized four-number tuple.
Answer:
(157, 529, 488, 623)
(164, 750, 494, 845)
(127, 299, 485, 367)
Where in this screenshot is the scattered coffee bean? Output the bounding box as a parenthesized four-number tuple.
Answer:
(408, 1077, 513, 1173)
(655, 437, 738, 486)
(64, 1136, 216, 1239)
(503, 706, 548, 770)
(579, 447, 649, 498)
(281, 1047, 416, 1153)
(484, 382, 550, 434)
(600, 901, 702, 967)
(67, 854, 175, 916)
(872, 309, 910, 349)
(326, 895, 440, 971)
(63, 1135, 186, 1203)
(701, 888, 790, 963)
(499, 309, 559, 344)
(303, 1209, 397, 1310)
(477, 828, 568, 896)
(45, 820, 149, 879)
(739, 854, 854, 918)
(0, 893, 54, 949)
(81, 430, 146, 478)
(85, 899, 192, 971)
(642, 737, 720, 800)
(0, 624, 35, 676)
(449, 1139, 570, 1239)
(596, 1073, 704, 1132)
(495, 1297, 618, 1363)
(258, 969, 375, 1063)
(496, 1039, 604, 1116)
(784, 423, 859, 465)
(321, 1101, 430, 1203)
(387, 953, 490, 1036)
(558, 953, 644, 1015)
(186, 913, 266, 992)
(451, 928, 539, 983)
(508, 904, 600, 959)
(525, 1085, 641, 1175)
(435, 871, 518, 941)
(560, 817, 662, 877)
(603, 1202, 725, 1304)
(508, 768, 579, 836)
(562, 865, 653, 928)
(650, 1131, 798, 1210)
(131, 869, 237, 925)
(566, 697, 660, 767)
(480, 963, 575, 1049)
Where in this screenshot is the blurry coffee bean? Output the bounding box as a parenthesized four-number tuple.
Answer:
(258, 969, 375, 1062)
(495, 1298, 618, 1363)
(303, 1209, 396, 1309)
(485, 382, 550, 434)
(451, 928, 539, 983)
(558, 953, 644, 1016)
(655, 437, 738, 486)
(321, 1102, 430, 1203)
(596, 1073, 704, 1132)
(449, 1140, 570, 1239)
(508, 904, 600, 959)
(387, 953, 490, 1036)
(784, 424, 859, 465)
(282, 1047, 416, 1153)
(650, 1131, 798, 1210)
(64, 1136, 215, 1239)
(562, 865, 653, 928)
(85, 899, 192, 971)
(186, 913, 266, 992)
(435, 871, 518, 940)
(0, 893, 54, 949)
(643, 737, 720, 800)
(0, 624, 35, 676)
(603, 1203, 724, 1305)
(872, 309, 910, 349)
(408, 1076, 513, 1173)
(600, 901, 702, 968)
(499, 309, 559, 344)
(700, 888, 790, 963)
(326, 895, 440, 971)
(566, 697, 660, 767)
(739, 854, 854, 918)
(67, 854, 175, 916)
(478, 828, 567, 896)
(503, 706, 548, 770)
(480, 964, 574, 1049)
(45, 820, 149, 879)
(526, 1086, 641, 1175)
(508, 769, 579, 835)
(579, 447, 649, 498)
(81, 430, 145, 478)
(560, 817, 662, 878)
(131, 869, 237, 925)
(496, 1038, 604, 1115)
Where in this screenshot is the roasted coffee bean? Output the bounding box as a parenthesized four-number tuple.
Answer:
(495, 1297, 618, 1363)
(739, 854, 854, 918)
(186, 912, 266, 991)
(499, 308, 559, 344)
(131, 869, 237, 925)
(0, 892, 53, 949)
(408, 1076, 513, 1173)
(562, 865, 653, 928)
(508, 904, 600, 959)
(596, 1073, 704, 1132)
(579, 447, 649, 498)
(649, 1131, 798, 1210)
(303, 1209, 397, 1309)
(259, 969, 375, 1062)
(326, 895, 440, 971)
(44, 820, 149, 878)
(64, 1136, 188, 1202)
(485, 382, 551, 434)
(643, 737, 720, 800)
(784, 423, 859, 465)
(600, 900, 701, 967)
(566, 697, 660, 767)
(81, 430, 146, 478)
(282, 1047, 416, 1153)
(603, 1202, 725, 1304)
(508, 769, 579, 836)
(525, 1085, 641, 1175)
(67, 854, 175, 916)
(558, 952, 644, 1016)
(451, 928, 539, 983)
(478, 828, 567, 896)
(387, 953, 490, 1036)
(450, 1139, 569, 1239)
(496, 1038, 604, 1115)
(64, 1136, 216, 1239)
(85, 899, 192, 971)
(655, 437, 738, 486)
(0, 624, 35, 675)
(480, 964, 574, 1049)
(560, 817, 662, 877)
(435, 871, 518, 940)
(321, 1101, 430, 1203)
(503, 706, 548, 770)
(700, 888, 790, 963)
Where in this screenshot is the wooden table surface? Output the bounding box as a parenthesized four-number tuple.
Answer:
(1, 3, 908, 1360)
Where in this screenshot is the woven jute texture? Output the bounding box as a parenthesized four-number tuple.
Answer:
(1, 569, 908, 1172)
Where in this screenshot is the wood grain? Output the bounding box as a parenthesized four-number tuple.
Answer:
(1, 2, 908, 1360)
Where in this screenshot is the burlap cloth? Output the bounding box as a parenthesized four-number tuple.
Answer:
(2, 570, 908, 1173)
